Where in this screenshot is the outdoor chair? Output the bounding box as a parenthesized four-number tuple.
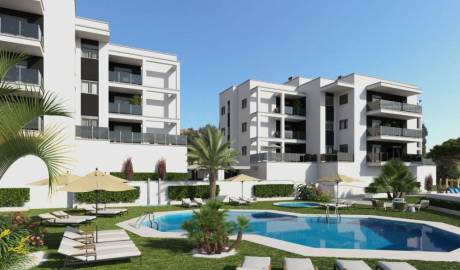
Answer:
(39, 213, 91, 226)
(415, 200, 430, 211)
(193, 198, 206, 206)
(52, 211, 96, 222)
(334, 259, 372, 270)
(392, 201, 407, 211)
(376, 261, 418, 270)
(237, 256, 271, 270)
(283, 257, 316, 270)
(181, 198, 198, 207)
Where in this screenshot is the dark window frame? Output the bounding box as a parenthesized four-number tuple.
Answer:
(339, 94, 348, 105)
(241, 98, 247, 109)
(339, 119, 348, 130)
(241, 146, 247, 156)
(242, 122, 247, 133)
(221, 106, 225, 115)
(339, 144, 349, 153)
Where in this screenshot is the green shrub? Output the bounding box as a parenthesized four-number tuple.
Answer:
(0, 188, 30, 207)
(168, 185, 219, 200)
(110, 172, 189, 181)
(253, 184, 294, 198)
(424, 197, 460, 211)
(75, 187, 140, 203)
(0, 216, 31, 270)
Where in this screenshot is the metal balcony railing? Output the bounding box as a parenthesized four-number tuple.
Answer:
(367, 126, 422, 138)
(250, 153, 317, 163)
(4, 67, 42, 86)
(320, 152, 354, 162)
(367, 153, 422, 163)
(0, 15, 43, 43)
(109, 102, 142, 115)
(75, 126, 187, 146)
(285, 106, 306, 116)
(109, 71, 142, 85)
(368, 100, 422, 114)
(284, 130, 306, 140)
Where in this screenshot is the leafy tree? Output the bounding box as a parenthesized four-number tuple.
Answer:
(0, 50, 69, 190)
(427, 138, 460, 182)
(230, 215, 250, 250)
(368, 159, 419, 199)
(422, 124, 428, 155)
(188, 126, 238, 199)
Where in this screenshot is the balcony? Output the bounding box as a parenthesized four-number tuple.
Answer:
(4, 66, 42, 86)
(23, 117, 42, 131)
(75, 125, 187, 146)
(109, 71, 142, 85)
(367, 152, 422, 164)
(367, 126, 422, 143)
(367, 100, 421, 120)
(285, 106, 306, 117)
(0, 14, 43, 56)
(250, 153, 317, 163)
(284, 130, 305, 140)
(320, 152, 354, 162)
(109, 102, 142, 116)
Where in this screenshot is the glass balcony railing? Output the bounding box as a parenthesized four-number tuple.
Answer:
(4, 67, 42, 85)
(320, 152, 354, 162)
(250, 153, 317, 163)
(367, 126, 422, 138)
(109, 71, 142, 85)
(284, 130, 306, 140)
(109, 102, 142, 115)
(0, 15, 42, 42)
(75, 126, 187, 146)
(285, 106, 306, 116)
(24, 117, 42, 131)
(368, 100, 422, 114)
(367, 152, 422, 163)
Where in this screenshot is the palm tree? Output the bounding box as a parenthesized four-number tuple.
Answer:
(369, 159, 419, 199)
(188, 126, 238, 199)
(0, 50, 70, 190)
(230, 215, 250, 249)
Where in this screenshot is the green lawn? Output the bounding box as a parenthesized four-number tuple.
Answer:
(16, 201, 460, 270)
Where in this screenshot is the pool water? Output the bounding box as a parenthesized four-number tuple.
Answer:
(147, 210, 460, 252)
(274, 201, 322, 208)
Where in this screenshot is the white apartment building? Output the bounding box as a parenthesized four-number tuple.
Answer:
(0, 0, 187, 190)
(219, 74, 437, 196)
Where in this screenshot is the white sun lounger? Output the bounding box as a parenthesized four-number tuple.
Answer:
(61, 237, 135, 251)
(181, 198, 198, 207)
(239, 197, 256, 204)
(82, 206, 128, 216)
(237, 256, 271, 270)
(283, 257, 315, 270)
(39, 213, 90, 225)
(376, 261, 417, 270)
(193, 198, 206, 206)
(334, 259, 372, 270)
(52, 211, 96, 222)
(64, 226, 130, 243)
(230, 197, 249, 205)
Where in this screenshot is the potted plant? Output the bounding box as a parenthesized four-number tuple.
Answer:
(129, 95, 142, 106)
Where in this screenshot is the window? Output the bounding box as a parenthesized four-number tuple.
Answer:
(81, 80, 98, 95)
(242, 122, 247, 133)
(339, 144, 349, 153)
(81, 43, 98, 59)
(339, 94, 348, 105)
(339, 119, 348, 130)
(221, 128, 225, 136)
(221, 106, 225, 115)
(241, 98, 247, 109)
(326, 121, 334, 131)
(241, 146, 247, 156)
(81, 117, 98, 127)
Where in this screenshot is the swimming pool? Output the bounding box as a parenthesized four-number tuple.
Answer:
(273, 201, 322, 208)
(146, 210, 460, 252)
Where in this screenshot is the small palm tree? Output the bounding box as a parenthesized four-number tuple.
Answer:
(370, 159, 419, 199)
(0, 50, 70, 190)
(231, 215, 250, 249)
(188, 126, 238, 199)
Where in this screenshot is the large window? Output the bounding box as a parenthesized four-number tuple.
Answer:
(242, 122, 247, 133)
(339, 144, 348, 153)
(339, 94, 348, 105)
(241, 98, 247, 109)
(241, 146, 247, 156)
(339, 119, 348, 130)
(81, 43, 98, 59)
(221, 106, 225, 115)
(81, 80, 98, 95)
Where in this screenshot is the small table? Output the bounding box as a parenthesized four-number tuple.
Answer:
(323, 203, 348, 219)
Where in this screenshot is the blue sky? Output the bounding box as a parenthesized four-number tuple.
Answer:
(77, 0, 460, 150)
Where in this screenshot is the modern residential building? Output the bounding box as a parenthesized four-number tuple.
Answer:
(0, 0, 187, 193)
(219, 74, 436, 196)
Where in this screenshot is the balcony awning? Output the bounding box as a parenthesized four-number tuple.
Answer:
(366, 81, 421, 97)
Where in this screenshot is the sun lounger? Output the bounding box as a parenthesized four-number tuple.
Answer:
(64, 226, 130, 243)
(239, 197, 256, 204)
(39, 213, 90, 225)
(376, 261, 417, 270)
(181, 198, 198, 207)
(283, 257, 315, 270)
(237, 256, 271, 270)
(58, 236, 141, 266)
(334, 259, 372, 270)
(193, 198, 206, 206)
(82, 206, 128, 216)
(52, 211, 96, 222)
(230, 197, 249, 205)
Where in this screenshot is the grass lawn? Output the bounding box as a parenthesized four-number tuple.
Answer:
(13, 201, 460, 270)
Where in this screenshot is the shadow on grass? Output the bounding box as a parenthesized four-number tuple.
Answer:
(142, 238, 193, 253)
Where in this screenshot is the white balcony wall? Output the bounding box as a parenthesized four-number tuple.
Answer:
(335, 89, 354, 152)
(143, 61, 178, 90)
(143, 91, 177, 119)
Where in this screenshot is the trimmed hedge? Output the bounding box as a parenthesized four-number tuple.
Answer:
(0, 188, 30, 207)
(168, 185, 219, 200)
(424, 197, 460, 211)
(110, 172, 189, 181)
(253, 184, 294, 198)
(76, 187, 140, 203)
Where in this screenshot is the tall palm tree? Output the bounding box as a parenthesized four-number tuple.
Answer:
(188, 126, 238, 199)
(0, 50, 70, 190)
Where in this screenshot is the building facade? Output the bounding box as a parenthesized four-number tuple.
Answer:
(0, 0, 187, 191)
(219, 74, 436, 196)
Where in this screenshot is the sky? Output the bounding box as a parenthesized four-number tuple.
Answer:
(77, 0, 460, 150)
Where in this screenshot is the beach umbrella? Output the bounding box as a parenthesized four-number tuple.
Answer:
(317, 174, 361, 206)
(60, 169, 134, 241)
(226, 174, 260, 198)
(28, 171, 80, 186)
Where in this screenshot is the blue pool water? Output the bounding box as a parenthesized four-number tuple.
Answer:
(274, 202, 322, 208)
(147, 211, 460, 252)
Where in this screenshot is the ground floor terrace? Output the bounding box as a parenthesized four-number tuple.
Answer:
(17, 199, 460, 270)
